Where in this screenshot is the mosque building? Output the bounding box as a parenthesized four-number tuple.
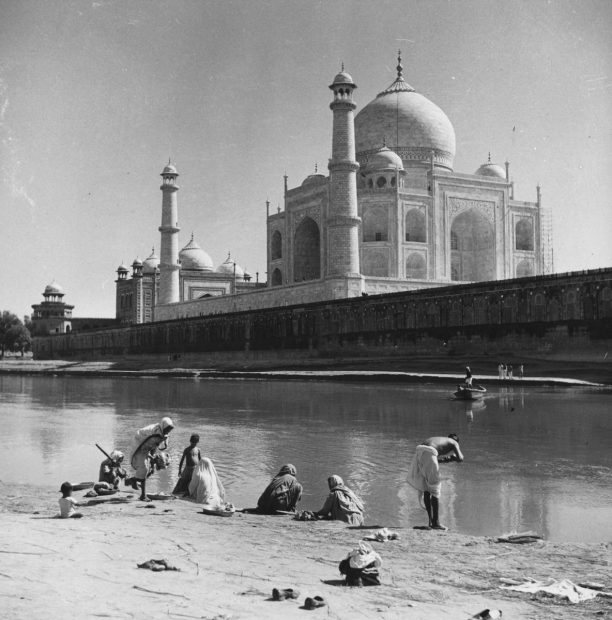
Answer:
(119, 53, 552, 324)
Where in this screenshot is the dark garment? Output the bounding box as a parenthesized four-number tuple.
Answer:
(257, 465, 303, 514)
(172, 464, 196, 496)
(339, 559, 381, 586)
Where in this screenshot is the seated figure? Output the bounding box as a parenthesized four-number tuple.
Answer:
(257, 464, 303, 514)
(316, 475, 365, 525)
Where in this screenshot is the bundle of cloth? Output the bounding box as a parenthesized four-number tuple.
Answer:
(338, 541, 382, 586)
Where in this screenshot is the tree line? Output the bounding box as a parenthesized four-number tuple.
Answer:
(0, 311, 32, 357)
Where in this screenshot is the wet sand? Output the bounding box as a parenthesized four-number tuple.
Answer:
(2, 483, 611, 619)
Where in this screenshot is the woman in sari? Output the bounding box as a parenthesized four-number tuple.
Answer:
(257, 463, 303, 514)
(316, 475, 364, 525)
(188, 457, 226, 509)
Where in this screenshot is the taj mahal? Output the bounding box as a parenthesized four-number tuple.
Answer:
(115, 53, 552, 325)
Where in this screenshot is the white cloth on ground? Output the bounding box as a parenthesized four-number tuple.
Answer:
(500, 578, 603, 603)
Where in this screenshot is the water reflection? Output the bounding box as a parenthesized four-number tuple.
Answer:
(0, 376, 611, 542)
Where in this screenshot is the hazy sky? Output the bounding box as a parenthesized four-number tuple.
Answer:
(1, 0, 611, 318)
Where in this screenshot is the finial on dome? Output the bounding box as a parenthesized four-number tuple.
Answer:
(314, 162, 318, 173)
(341, 62, 345, 72)
(487, 152, 492, 163)
(396, 50, 403, 80)
(190, 231, 194, 242)
(382, 136, 387, 148)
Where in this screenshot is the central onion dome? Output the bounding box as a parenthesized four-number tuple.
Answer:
(355, 52, 455, 170)
(216, 252, 244, 279)
(179, 234, 213, 271)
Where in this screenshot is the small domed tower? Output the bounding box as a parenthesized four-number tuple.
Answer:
(327, 65, 361, 280)
(158, 160, 181, 304)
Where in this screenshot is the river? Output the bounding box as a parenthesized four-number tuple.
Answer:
(1, 374, 610, 542)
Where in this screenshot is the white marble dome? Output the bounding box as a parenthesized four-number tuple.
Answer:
(179, 235, 213, 271)
(142, 249, 160, 274)
(365, 146, 404, 172)
(355, 56, 455, 170)
(216, 253, 244, 279)
(475, 160, 506, 179)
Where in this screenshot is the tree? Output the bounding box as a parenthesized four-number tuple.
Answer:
(0, 311, 31, 357)
(6, 323, 32, 356)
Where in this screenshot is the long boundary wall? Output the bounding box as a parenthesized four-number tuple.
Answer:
(33, 268, 612, 361)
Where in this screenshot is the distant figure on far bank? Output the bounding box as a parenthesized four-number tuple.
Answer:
(497, 362, 504, 380)
(407, 434, 464, 530)
(316, 475, 365, 525)
(507, 364, 514, 379)
(257, 463, 303, 514)
(127, 417, 174, 501)
(518, 364, 524, 379)
(173, 434, 201, 497)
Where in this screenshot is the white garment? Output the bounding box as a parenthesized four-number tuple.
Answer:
(188, 457, 226, 508)
(59, 496, 78, 518)
(407, 445, 441, 497)
(501, 578, 602, 604)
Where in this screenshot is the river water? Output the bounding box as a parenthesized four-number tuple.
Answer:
(1, 374, 610, 543)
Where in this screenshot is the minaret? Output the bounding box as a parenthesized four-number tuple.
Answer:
(158, 160, 181, 304)
(326, 65, 361, 280)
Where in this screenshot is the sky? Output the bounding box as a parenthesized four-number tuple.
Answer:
(1, 0, 611, 318)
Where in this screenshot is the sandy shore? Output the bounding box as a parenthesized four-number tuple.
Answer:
(2, 483, 611, 619)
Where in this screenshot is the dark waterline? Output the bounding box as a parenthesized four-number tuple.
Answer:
(1, 375, 611, 542)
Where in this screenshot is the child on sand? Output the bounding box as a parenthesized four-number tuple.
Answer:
(172, 434, 202, 496)
(58, 482, 84, 518)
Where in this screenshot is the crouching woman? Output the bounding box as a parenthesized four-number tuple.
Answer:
(316, 475, 364, 526)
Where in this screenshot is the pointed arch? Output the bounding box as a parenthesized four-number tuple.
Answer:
(293, 217, 320, 282)
(271, 230, 282, 260)
(450, 209, 495, 281)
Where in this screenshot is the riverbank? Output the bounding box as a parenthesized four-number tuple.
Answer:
(0, 354, 610, 386)
(2, 483, 611, 619)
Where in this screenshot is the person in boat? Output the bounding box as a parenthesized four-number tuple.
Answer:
(173, 434, 201, 497)
(316, 475, 365, 525)
(257, 463, 303, 514)
(464, 366, 473, 387)
(407, 434, 464, 530)
(127, 417, 174, 501)
(188, 457, 227, 509)
(97, 449, 127, 491)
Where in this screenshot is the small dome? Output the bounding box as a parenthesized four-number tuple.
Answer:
(116, 263, 129, 273)
(162, 162, 178, 175)
(301, 173, 327, 187)
(132, 257, 143, 267)
(44, 281, 64, 295)
(365, 146, 404, 172)
(142, 248, 160, 274)
(179, 235, 213, 271)
(216, 253, 244, 279)
(475, 159, 506, 179)
(331, 70, 355, 86)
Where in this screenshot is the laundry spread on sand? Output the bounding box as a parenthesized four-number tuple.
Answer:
(500, 578, 611, 603)
(496, 530, 542, 544)
(362, 527, 400, 542)
(137, 559, 180, 572)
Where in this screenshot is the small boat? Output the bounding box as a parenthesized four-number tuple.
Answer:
(454, 385, 487, 400)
